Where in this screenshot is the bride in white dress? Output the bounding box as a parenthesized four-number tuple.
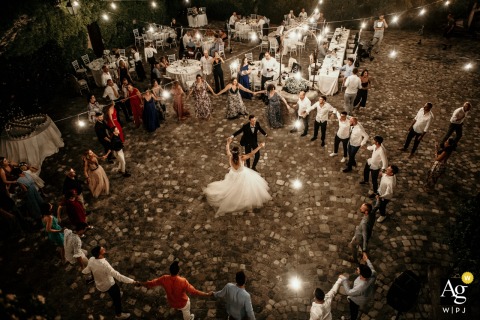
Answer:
(204, 137, 272, 214)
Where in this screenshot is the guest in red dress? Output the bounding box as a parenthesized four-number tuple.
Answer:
(105, 102, 124, 142)
(128, 84, 144, 128)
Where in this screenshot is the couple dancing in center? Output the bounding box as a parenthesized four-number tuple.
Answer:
(204, 115, 272, 214)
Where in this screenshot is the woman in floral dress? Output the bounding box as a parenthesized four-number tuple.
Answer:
(170, 80, 190, 121)
(215, 78, 256, 119)
(186, 74, 215, 119)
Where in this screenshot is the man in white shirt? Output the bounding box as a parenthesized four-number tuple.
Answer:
(399, 102, 434, 157)
(309, 277, 343, 320)
(290, 91, 311, 136)
(229, 12, 238, 30)
(344, 68, 362, 115)
(343, 117, 369, 172)
(144, 42, 157, 71)
(298, 8, 308, 20)
(372, 15, 388, 54)
(260, 52, 278, 91)
(200, 50, 213, 83)
(330, 111, 350, 162)
(64, 223, 88, 269)
(101, 65, 112, 87)
(82, 246, 138, 319)
(104, 79, 130, 124)
(440, 101, 472, 145)
(360, 136, 388, 197)
(374, 165, 398, 222)
(307, 95, 337, 147)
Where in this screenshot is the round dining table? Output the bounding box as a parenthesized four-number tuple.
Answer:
(87, 58, 117, 87)
(166, 59, 203, 90)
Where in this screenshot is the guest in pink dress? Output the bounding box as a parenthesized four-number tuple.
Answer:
(170, 81, 190, 121)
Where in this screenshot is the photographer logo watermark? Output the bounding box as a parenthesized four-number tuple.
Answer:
(440, 272, 474, 315)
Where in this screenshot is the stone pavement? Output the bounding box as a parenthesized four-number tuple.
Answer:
(1, 29, 479, 319)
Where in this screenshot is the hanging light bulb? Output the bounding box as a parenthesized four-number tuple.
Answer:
(162, 90, 171, 99)
(251, 33, 258, 41)
(361, 22, 366, 29)
(314, 8, 319, 14)
(389, 49, 397, 58)
(464, 62, 473, 70)
(419, 8, 426, 16)
(289, 276, 302, 290)
(77, 115, 86, 127)
(102, 13, 109, 21)
(151, 1, 157, 8)
(110, 2, 116, 9)
(72, 0, 79, 6)
(445, 1, 451, 6)
(392, 16, 399, 23)
(149, 26, 154, 32)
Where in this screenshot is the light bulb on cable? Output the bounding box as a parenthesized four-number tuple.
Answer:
(361, 22, 366, 29)
(445, 1, 450, 6)
(464, 62, 473, 70)
(110, 2, 116, 10)
(289, 276, 302, 290)
(151, 1, 157, 8)
(162, 91, 171, 99)
(392, 16, 399, 23)
(389, 50, 397, 58)
(419, 8, 426, 16)
(102, 13, 109, 21)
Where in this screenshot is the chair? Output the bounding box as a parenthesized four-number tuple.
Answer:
(167, 54, 176, 64)
(260, 36, 269, 52)
(245, 52, 253, 63)
(133, 29, 144, 47)
(288, 44, 297, 56)
(218, 44, 226, 59)
(81, 54, 90, 66)
(296, 36, 307, 54)
(284, 57, 297, 73)
(155, 39, 165, 51)
(72, 60, 87, 78)
(76, 76, 90, 96)
(128, 60, 137, 80)
(268, 38, 278, 55)
(250, 14, 257, 20)
(274, 53, 281, 63)
(118, 49, 126, 57)
(142, 34, 149, 45)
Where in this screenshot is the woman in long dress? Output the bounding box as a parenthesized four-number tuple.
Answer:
(41, 202, 65, 262)
(142, 90, 161, 132)
(128, 84, 144, 128)
(170, 80, 190, 121)
(353, 69, 371, 110)
(105, 102, 125, 142)
(186, 74, 215, 119)
(13, 168, 44, 220)
(425, 138, 456, 190)
(117, 60, 133, 85)
(262, 83, 292, 128)
(212, 52, 225, 93)
(204, 137, 272, 214)
(238, 57, 252, 100)
(83, 150, 110, 198)
(215, 78, 256, 119)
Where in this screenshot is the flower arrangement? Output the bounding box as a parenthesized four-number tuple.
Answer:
(282, 76, 310, 94)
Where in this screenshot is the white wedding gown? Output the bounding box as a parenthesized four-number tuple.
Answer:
(204, 159, 272, 214)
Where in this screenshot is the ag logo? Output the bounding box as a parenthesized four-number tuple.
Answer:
(440, 277, 468, 305)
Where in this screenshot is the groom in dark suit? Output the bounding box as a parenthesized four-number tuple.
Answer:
(231, 115, 268, 171)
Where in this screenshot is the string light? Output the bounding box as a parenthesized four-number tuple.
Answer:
(392, 16, 399, 23)
(314, 8, 319, 14)
(360, 22, 366, 29)
(419, 8, 426, 16)
(294, 120, 302, 129)
(319, 0, 323, 4)
(162, 91, 171, 99)
(72, 1, 79, 6)
(445, 1, 450, 6)
(148, 26, 154, 32)
(110, 2, 116, 10)
(389, 49, 397, 58)
(102, 13, 109, 21)
(77, 115, 85, 127)
(151, 1, 157, 8)
(292, 179, 302, 190)
(289, 276, 302, 290)
(231, 61, 239, 70)
(309, 17, 315, 23)
(251, 33, 258, 41)
(464, 63, 473, 70)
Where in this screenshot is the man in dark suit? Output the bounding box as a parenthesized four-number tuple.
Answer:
(231, 115, 268, 171)
(94, 112, 114, 162)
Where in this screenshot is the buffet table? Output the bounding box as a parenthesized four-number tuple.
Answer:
(0, 115, 64, 170)
(166, 59, 202, 90)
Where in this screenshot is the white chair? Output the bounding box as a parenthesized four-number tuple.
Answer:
(75, 76, 90, 95)
(161, 33, 172, 49)
(81, 54, 90, 66)
(133, 29, 144, 47)
(288, 44, 297, 56)
(118, 49, 126, 57)
(218, 44, 226, 59)
(260, 36, 269, 52)
(296, 36, 307, 54)
(72, 60, 87, 78)
(284, 57, 297, 73)
(142, 34, 149, 45)
(245, 52, 253, 63)
(155, 39, 165, 51)
(167, 54, 176, 64)
(268, 38, 278, 55)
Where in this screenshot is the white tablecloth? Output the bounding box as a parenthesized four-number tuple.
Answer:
(188, 14, 208, 27)
(249, 61, 281, 82)
(0, 116, 64, 169)
(317, 28, 350, 95)
(166, 59, 202, 90)
(87, 58, 117, 87)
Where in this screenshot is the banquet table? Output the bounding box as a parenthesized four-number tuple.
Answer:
(166, 59, 202, 90)
(87, 58, 117, 87)
(147, 27, 177, 41)
(316, 28, 350, 95)
(0, 116, 64, 170)
(188, 13, 208, 27)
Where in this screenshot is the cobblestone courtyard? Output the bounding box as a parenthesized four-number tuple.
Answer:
(1, 30, 480, 319)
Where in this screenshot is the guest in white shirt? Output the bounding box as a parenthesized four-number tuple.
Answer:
(309, 278, 343, 320)
(440, 101, 472, 145)
(101, 65, 112, 87)
(200, 50, 214, 83)
(344, 68, 362, 114)
(260, 52, 278, 91)
(257, 15, 266, 28)
(307, 95, 337, 147)
(103, 79, 122, 103)
(374, 165, 399, 223)
(144, 42, 157, 71)
(290, 91, 311, 136)
(360, 136, 388, 197)
(298, 8, 308, 20)
(399, 102, 434, 157)
(82, 246, 137, 319)
(131, 46, 146, 81)
(64, 223, 88, 269)
(340, 58, 355, 78)
(343, 117, 369, 172)
(330, 111, 350, 162)
(229, 12, 238, 29)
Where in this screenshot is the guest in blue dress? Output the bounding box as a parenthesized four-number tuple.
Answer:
(142, 89, 161, 132)
(14, 168, 44, 220)
(238, 57, 252, 100)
